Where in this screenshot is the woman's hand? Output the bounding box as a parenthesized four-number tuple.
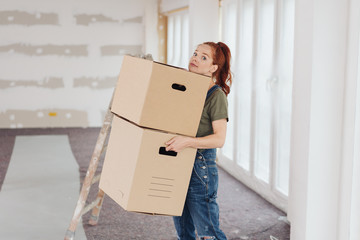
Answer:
(164, 119, 227, 153)
(165, 136, 193, 153)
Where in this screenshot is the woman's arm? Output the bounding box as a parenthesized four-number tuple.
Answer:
(165, 119, 227, 152)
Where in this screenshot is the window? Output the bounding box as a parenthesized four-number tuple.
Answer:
(166, 9, 189, 68)
(219, 0, 295, 211)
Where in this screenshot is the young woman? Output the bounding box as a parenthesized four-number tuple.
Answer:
(165, 42, 232, 240)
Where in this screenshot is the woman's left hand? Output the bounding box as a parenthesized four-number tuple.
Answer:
(165, 136, 192, 152)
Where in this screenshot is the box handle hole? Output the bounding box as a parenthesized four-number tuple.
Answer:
(172, 83, 186, 92)
(159, 147, 177, 157)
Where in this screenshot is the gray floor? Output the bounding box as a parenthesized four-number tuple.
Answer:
(0, 128, 290, 240)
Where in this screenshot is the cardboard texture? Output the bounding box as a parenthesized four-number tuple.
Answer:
(111, 55, 211, 137)
(99, 116, 197, 216)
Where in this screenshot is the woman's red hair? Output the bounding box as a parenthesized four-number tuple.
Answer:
(203, 41, 232, 96)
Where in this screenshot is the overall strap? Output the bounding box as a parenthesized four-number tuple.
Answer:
(206, 84, 221, 100)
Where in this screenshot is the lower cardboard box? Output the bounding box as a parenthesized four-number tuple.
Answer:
(99, 115, 196, 216)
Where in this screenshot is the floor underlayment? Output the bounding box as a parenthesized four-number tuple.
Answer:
(0, 128, 290, 240)
(0, 135, 86, 240)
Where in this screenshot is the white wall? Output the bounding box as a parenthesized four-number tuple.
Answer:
(189, 0, 219, 53)
(0, 0, 222, 128)
(144, 0, 159, 62)
(0, 0, 147, 128)
(337, 0, 360, 239)
(288, 0, 360, 239)
(161, 0, 189, 13)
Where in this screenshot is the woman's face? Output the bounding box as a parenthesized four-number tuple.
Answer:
(188, 44, 218, 77)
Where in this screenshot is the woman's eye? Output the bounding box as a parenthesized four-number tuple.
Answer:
(193, 52, 197, 56)
(202, 56, 207, 60)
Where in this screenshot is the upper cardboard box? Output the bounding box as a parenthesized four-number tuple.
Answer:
(111, 55, 211, 137)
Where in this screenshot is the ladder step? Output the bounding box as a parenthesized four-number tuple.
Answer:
(91, 174, 101, 185)
(81, 198, 101, 216)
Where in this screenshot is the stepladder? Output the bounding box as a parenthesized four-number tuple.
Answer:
(64, 54, 153, 240)
(64, 95, 113, 240)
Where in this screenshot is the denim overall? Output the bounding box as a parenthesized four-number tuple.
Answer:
(173, 85, 227, 240)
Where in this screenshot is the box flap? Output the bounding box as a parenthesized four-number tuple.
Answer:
(111, 55, 153, 123)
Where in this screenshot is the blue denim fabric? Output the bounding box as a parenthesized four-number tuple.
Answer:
(173, 148, 227, 240)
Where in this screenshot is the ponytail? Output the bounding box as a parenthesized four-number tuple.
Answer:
(203, 41, 232, 96)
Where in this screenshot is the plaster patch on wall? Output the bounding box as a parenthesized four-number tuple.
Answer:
(0, 77, 64, 89)
(75, 14, 119, 26)
(73, 76, 117, 89)
(0, 44, 88, 56)
(0, 10, 58, 26)
(0, 109, 88, 128)
(123, 16, 143, 23)
(100, 45, 142, 56)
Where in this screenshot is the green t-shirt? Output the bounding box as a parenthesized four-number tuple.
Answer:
(196, 87, 228, 138)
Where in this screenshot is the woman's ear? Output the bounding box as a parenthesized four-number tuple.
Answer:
(210, 64, 218, 74)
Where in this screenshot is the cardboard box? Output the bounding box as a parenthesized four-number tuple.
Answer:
(99, 116, 197, 216)
(111, 55, 211, 137)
